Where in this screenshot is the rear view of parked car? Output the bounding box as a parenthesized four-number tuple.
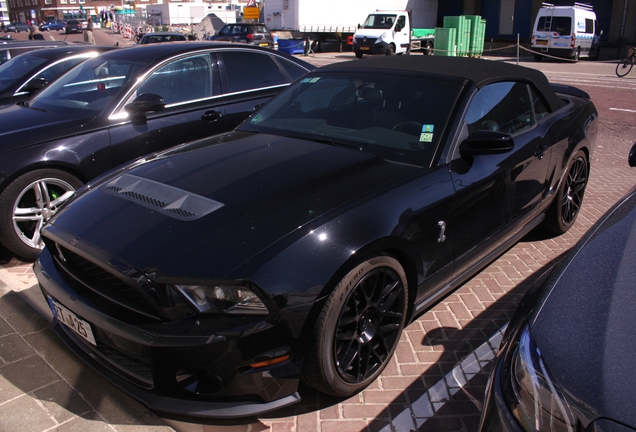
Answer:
(138, 32, 186, 44)
(209, 23, 274, 48)
(64, 20, 82, 34)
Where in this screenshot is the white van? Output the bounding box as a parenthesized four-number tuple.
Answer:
(531, 2, 601, 61)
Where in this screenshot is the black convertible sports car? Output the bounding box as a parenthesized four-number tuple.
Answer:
(35, 56, 598, 418)
(0, 43, 314, 260)
(478, 143, 636, 432)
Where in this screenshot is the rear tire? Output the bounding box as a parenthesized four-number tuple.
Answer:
(616, 55, 634, 77)
(543, 150, 588, 234)
(302, 256, 408, 397)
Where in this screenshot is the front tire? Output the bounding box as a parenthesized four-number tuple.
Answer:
(543, 150, 588, 234)
(0, 169, 82, 260)
(302, 256, 408, 397)
(385, 45, 394, 56)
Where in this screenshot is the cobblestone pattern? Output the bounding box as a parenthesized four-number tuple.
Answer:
(1, 31, 635, 431)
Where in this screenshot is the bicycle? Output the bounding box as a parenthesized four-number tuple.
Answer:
(616, 46, 635, 77)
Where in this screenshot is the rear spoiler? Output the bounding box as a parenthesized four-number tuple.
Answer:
(550, 83, 591, 100)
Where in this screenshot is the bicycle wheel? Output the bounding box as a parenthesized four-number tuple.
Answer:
(616, 55, 634, 77)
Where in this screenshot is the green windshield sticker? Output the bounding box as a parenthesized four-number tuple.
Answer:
(422, 124, 434, 133)
(301, 77, 321, 83)
(420, 133, 433, 142)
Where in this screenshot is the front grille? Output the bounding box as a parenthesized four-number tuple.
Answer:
(55, 245, 161, 319)
(99, 345, 153, 385)
(356, 37, 377, 47)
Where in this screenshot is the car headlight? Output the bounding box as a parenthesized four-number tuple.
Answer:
(376, 32, 387, 43)
(175, 283, 268, 315)
(506, 325, 577, 432)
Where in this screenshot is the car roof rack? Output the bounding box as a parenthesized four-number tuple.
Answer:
(541, 2, 594, 10)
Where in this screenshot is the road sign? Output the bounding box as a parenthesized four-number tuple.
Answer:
(243, 7, 260, 20)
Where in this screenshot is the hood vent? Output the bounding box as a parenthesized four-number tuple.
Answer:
(101, 174, 224, 221)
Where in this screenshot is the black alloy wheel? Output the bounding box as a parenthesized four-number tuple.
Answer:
(303, 256, 408, 397)
(0, 169, 82, 260)
(544, 150, 588, 234)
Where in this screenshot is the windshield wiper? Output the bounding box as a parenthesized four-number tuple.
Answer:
(286, 134, 363, 151)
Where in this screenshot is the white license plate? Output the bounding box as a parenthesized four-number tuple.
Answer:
(48, 297, 96, 346)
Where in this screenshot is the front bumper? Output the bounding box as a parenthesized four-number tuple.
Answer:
(354, 38, 389, 55)
(35, 249, 303, 418)
(531, 46, 577, 59)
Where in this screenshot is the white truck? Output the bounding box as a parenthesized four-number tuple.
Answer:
(353, 10, 436, 57)
(531, 2, 601, 61)
(262, 0, 437, 53)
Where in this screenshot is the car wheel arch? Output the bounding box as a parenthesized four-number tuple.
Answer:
(0, 162, 87, 194)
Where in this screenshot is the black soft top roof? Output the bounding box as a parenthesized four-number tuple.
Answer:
(323, 56, 565, 111)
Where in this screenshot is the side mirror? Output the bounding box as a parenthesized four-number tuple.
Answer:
(395, 24, 402, 32)
(125, 93, 165, 125)
(125, 93, 166, 114)
(357, 23, 361, 29)
(629, 142, 636, 167)
(459, 130, 514, 156)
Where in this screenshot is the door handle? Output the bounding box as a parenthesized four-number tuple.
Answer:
(201, 111, 222, 122)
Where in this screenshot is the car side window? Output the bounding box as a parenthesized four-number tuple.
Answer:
(465, 81, 534, 135)
(32, 57, 85, 84)
(220, 51, 285, 93)
(530, 86, 550, 121)
(276, 58, 309, 82)
(136, 54, 212, 105)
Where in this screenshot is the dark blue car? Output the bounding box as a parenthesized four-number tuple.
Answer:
(39, 20, 66, 32)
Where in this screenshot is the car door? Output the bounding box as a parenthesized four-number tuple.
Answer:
(447, 81, 552, 277)
(108, 51, 228, 166)
(216, 49, 306, 130)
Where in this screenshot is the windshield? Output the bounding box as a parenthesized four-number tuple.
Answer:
(29, 56, 147, 114)
(240, 71, 463, 167)
(363, 14, 398, 29)
(0, 53, 47, 92)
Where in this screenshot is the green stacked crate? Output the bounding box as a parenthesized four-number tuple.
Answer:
(434, 27, 456, 56)
(478, 19, 486, 56)
(463, 15, 482, 57)
(443, 16, 470, 56)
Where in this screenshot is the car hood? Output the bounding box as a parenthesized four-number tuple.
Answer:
(46, 131, 420, 281)
(0, 104, 97, 153)
(531, 189, 636, 428)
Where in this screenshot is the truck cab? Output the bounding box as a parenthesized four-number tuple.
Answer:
(353, 10, 411, 58)
(531, 2, 601, 61)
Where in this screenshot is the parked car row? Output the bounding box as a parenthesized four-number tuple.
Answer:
(0, 42, 315, 260)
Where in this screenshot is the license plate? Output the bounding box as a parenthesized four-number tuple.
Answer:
(48, 297, 96, 346)
(360, 46, 369, 50)
(537, 40, 548, 45)
(259, 43, 269, 47)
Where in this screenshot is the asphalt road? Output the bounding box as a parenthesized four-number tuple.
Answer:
(0, 28, 635, 432)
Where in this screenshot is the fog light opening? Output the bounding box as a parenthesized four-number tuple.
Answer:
(175, 369, 223, 395)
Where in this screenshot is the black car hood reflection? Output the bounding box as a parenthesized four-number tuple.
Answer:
(0, 104, 97, 153)
(48, 132, 420, 280)
(530, 190, 636, 427)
